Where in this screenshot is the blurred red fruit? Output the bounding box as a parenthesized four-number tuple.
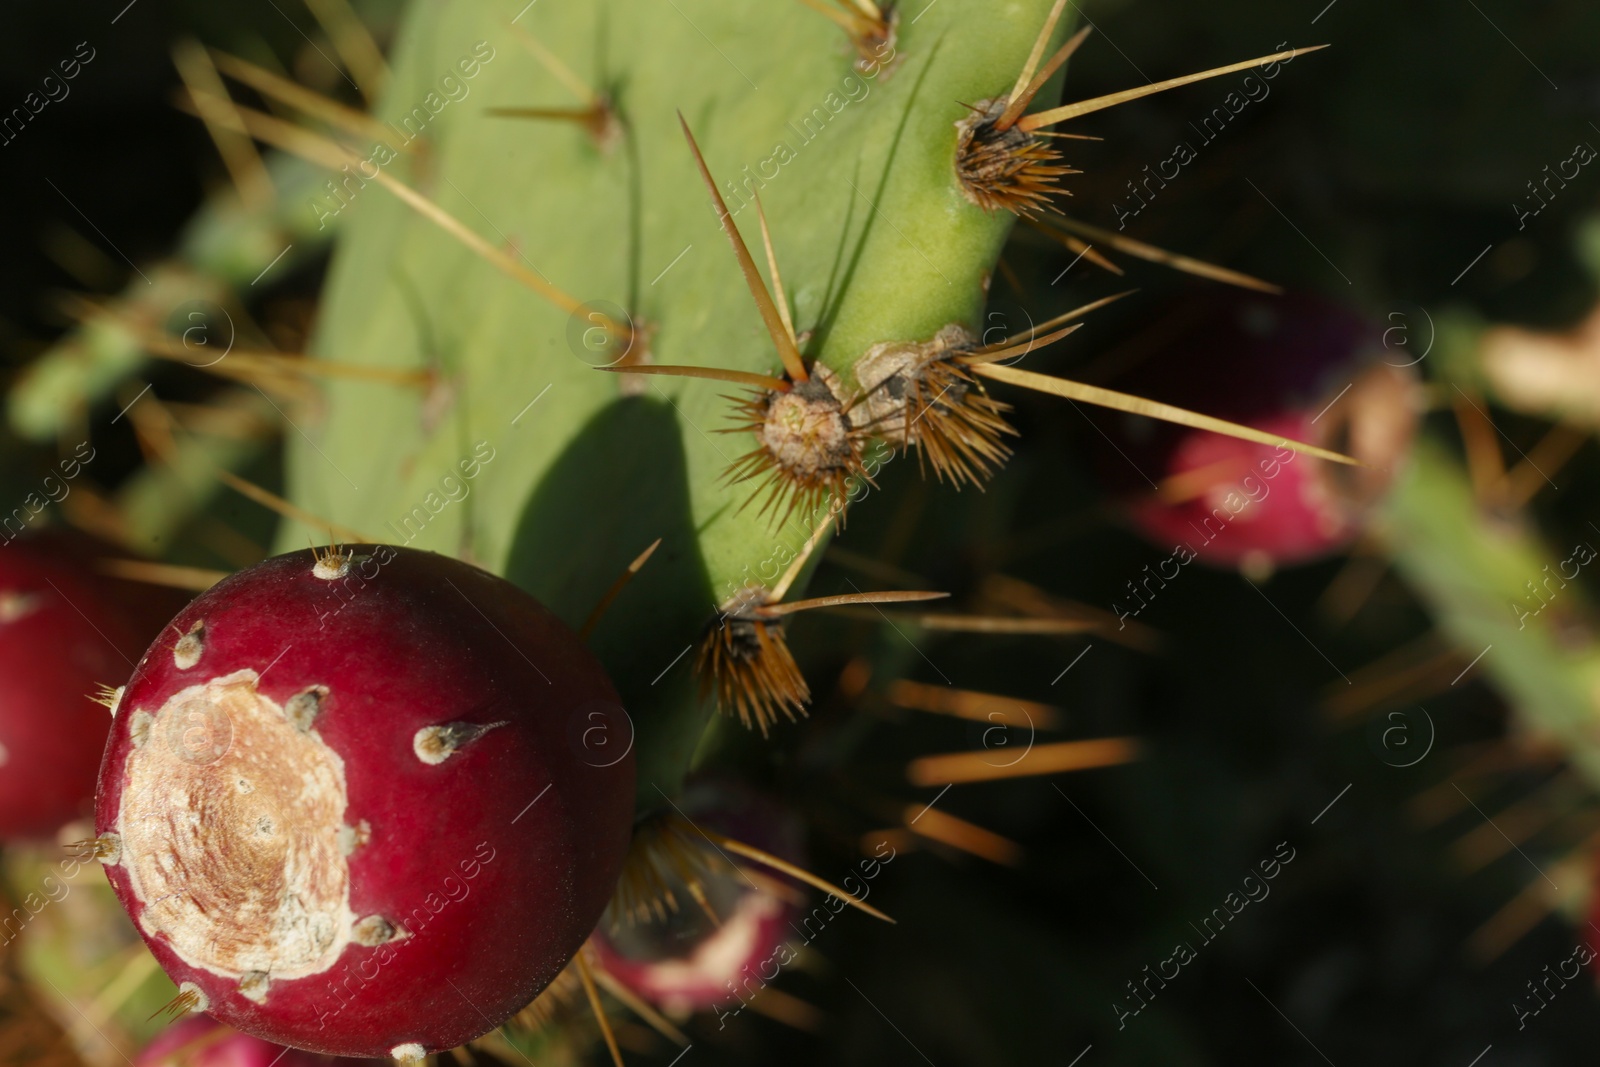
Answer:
(136, 1016, 363, 1066)
(1098, 292, 1420, 571)
(0, 528, 188, 839)
(593, 782, 805, 1018)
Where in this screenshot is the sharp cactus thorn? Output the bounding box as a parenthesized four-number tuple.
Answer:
(208, 49, 401, 148)
(505, 21, 599, 106)
(1496, 422, 1587, 510)
(1153, 455, 1255, 505)
(493, 22, 621, 149)
(176, 89, 628, 341)
(580, 538, 663, 641)
(1453, 769, 1577, 873)
(1017, 44, 1332, 131)
(899, 804, 1023, 866)
(134, 394, 372, 544)
(838, 609, 1097, 636)
(300, 0, 389, 102)
(970, 361, 1362, 467)
(1314, 540, 1390, 627)
(79, 303, 433, 389)
(1030, 216, 1281, 293)
(587, 966, 690, 1048)
(906, 735, 1143, 786)
(150, 984, 207, 1022)
(507, 957, 585, 1034)
(737, 865, 809, 909)
(678, 115, 806, 382)
(975, 574, 1162, 652)
(996, 12, 1089, 131)
(1466, 871, 1561, 965)
(119, 382, 181, 465)
(745, 987, 825, 1031)
(170, 40, 275, 212)
(959, 12, 1327, 215)
(214, 466, 373, 545)
(1450, 385, 1508, 506)
(654, 116, 876, 528)
(698, 826, 894, 923)
(885, 679, 1062, 730)
(1054, 232, 1124, 276)
(1323, 632, 1462, 720)
(762, 590, 948, 617)
(572, 948, 626, 1067)
(91, 559, 227, 593)
(89, 683, 124, 713)
(769, 507, 837, 604)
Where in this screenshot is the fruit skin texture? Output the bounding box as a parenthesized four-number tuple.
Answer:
(95, 546, 635, 1058)
(0, 529, 186, 840)
(136, 1016, 363, 1067)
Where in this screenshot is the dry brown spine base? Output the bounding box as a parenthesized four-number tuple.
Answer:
(696, 586, 811, 738)
(695, 582, 946, 737)
(607, 811, 724, 928)
(803, 0, 902, 78)
(853, 324, 1019, 489)
(954, 97, 1077, 218)
(722, 365, 872, 532)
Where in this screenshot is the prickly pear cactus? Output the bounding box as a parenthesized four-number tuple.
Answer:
(287, 0, 1070, 797)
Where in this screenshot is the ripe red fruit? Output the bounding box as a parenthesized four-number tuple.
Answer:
(0, 529, 187, 840)
(593, 782, 804, 1018)
(137, 1016, 362, 1066)
(1095, 292, 1419, 571)
(94, 545, 635, 1060)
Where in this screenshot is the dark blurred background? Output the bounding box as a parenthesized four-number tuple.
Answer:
(5, 1, 1600, 1064)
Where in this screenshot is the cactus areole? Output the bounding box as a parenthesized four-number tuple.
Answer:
(94, 546, 635, 1059)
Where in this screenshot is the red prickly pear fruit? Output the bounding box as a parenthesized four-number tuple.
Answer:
(1095, 292, 1420, 571)
(592, 782, 804, 1016)
(94, 545, 636, 1060)
(137, 1016, 363, 1067)
(0, 528, 189, 840)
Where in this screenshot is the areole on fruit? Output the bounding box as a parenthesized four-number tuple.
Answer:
(95, 545, 635, 1059)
